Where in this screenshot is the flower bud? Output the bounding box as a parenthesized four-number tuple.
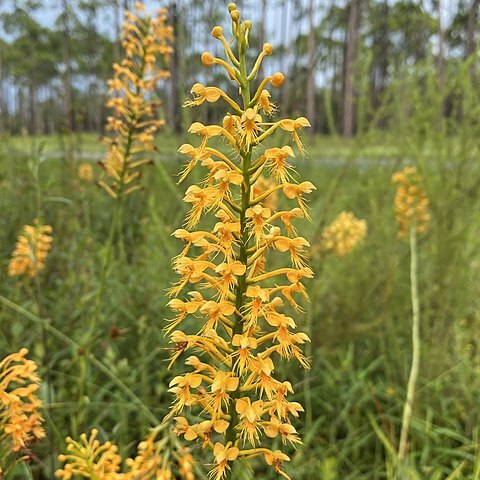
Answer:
(201, 52, 215, 66)
(212, 26, 223, 38)
(244, 20, 252, 29)
(228, 3, 237, 12)
(263, 43, 273, 55)
(271, 72, 285, 88)
(230, 9, 240, 22)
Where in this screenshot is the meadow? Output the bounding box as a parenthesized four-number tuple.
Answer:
(1, 2, 480, 480)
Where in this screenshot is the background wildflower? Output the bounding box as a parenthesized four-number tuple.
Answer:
(98, 3, 173, 200)
(78, 162, 94, 182)
(320, 211, 367, 257)
(56, 429, 123, 479)
(56, 427, 193, 480)
(392, 165, 431, 476)
(0, 349, 45, 474)
(8, 220, 53, 278)
(392, 166, 430, 238)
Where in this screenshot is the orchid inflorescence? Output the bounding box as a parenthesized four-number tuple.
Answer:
(320, 211, 367, 257)
(79, 163, 94, 182)
(8, 219, 53, 278)
(392, 166, 430, 238)
(0, 349, 45, 476)
(165, 4, 315, 479)
(99, 1, 173, 200)
(56, 428, 195, 480)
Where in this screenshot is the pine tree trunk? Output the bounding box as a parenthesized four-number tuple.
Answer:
(466, 0, 479, 60)
(437, 0, 445, 98)
(0, 53, 6, 132)
(113, 0, 121, 61)
(280, 0, 290, 114)
(28, 78, 38, 135)
(466, 0, 479, 86)
(168, 2, 181, 134)
(258, 0, 267, 77)
(306, 0, 316, 135)
(62, 0, 74, 132)
(374, 1, 389, 112)
(342, 0, 362, 138)
(18, 87, 25, 134)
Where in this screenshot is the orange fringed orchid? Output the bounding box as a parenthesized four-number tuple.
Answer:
(392, 166, 430, 238)
(99, 2, 173, 199)
(8, 220, 53, 278)
(56, 427, 196, 480)
(165, 4, 315, 479)
(0, 349, 45, 476)
(320, 211, 367, 257)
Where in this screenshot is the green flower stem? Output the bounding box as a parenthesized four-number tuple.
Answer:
(29, 146, 56, 474)
(224, 29, 252, 478)
(397, 226, 420, 477)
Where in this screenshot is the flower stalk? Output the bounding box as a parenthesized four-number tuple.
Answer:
(92, 1, 173, 335)
(396, 225, 420, 474)
(392, 166, 430, 478)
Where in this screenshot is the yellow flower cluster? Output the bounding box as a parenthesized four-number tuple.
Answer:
(392, 166, 430, 238)
(99, 2, 173, 199)
(0, 348, 45, 473)
(8, 219, 53, 277)
(166, 5, 314, 479)
(79, 162, 94, 182)
(56, 428, 195, 480)
(56, 429, 121, 480)
(321, 211, 367, 257)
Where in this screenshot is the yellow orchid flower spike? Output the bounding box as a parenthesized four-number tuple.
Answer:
(166, 4, 315, 479)
(99, 4, 173, 199)
(8, 220, 53, 278)
(392, 166, 431, 238)
(0, 349, 45, 476)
